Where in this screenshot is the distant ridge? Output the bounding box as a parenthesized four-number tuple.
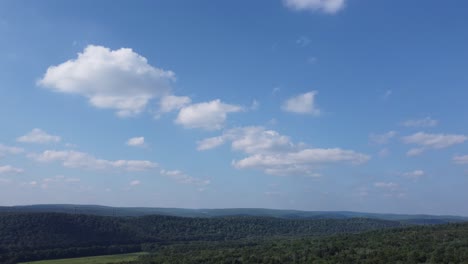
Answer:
(0, 204, 467, 224)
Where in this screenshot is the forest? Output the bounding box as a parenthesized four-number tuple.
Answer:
(125, 222, 468, 264)
(0, 212, 401, 263)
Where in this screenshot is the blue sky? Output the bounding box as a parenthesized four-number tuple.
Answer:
(1, 0, 468, 215)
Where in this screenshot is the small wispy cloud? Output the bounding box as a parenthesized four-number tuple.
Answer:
(0, 165, 24, 175)
(401, 117, 438, 128)
(402, 170, 425, 180)
(369, 131, 397, 145)
(126, 137, 146, 147)
(17, 128, 61, 144)
(283, 0, 346, 14)
(130, 180, 141, 186)
(282, 91, 320, 115)
(403, 132, 467, 156)
(296, 36, 311, 47)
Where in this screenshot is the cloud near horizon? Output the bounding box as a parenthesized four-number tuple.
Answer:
(402, 132, 467, 156)
(17, 129, 61, 144)
(198, 126, 369, 176)
(0, 144, 24, 157)
(0, 165, 24, 175)
(30, 150, 158, 171)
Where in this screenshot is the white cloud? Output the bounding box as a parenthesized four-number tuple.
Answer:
(198, 126, 293, 153)
(126, 137, 146, 147)
(369, 131, 397, 145)
(130, 180, 141, 186)
(0, 144, 24, 157)
(233, 148, 370, 176)
(0, 165, 24, 174)
(38, 45, 175, 117)
(197, 136, 225, 151)
(282, 91, 320, 115)
(453, 155, 468, 165)
(160, 169, 210, 186)
(30, 150, 157, 171)
(402, 132, 467, 155)
(175, 99, 243, 130)
(403, 170, 425, 179)
(406, 148, 424, 157)
(159, 95, 192, 113)
(283, 0, 346, 14)
(17, 128, 61, 144)
(199, 126, 369, 176)
(402, 117, 438, 128)
(374, 182, 398, 189)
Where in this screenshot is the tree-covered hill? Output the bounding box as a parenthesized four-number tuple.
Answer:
(0, 212, 402, 263)
(123, 222, 468, 264)
(1, 204, 466, 223)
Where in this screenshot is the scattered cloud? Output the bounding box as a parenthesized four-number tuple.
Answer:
(175, 99, 244, 130)
(197, 136, 225, 151)
(283, 0, 346, 14)
(198, 126, 293, 153)
(374, 182, 398, 190)
(17, 128, 61, 144)
(0, 178, 12, 184)
(250, 100, 260, 111)
(369, 131, 397, 145)
(0, 144, 24, 157)
(40, 175, 81, 189)
(296, 36, 311, 47)
(158, 95, 192, 113)
(307, 56, 318, 64)
(30, 150, 157, 171)
(378, 148, 390, 157)
(126, 137, 146, 147)
(403, 170, 425, 179)
(233, 148, 369, 176)
(402, 117, 438, 128)
(130, 180, 141, 186)
(383, 89, 392, 99)
(0, 165, 24, 174)
(402, 132, 467, 155)
(160, 169, 210, 186)
(272, 87, 281, 95)
(38, 45, 175, 117)
(198, 126, 369, 176)
(406, 148, 425, 157)
(453, 155, 468, 165)
(282, 91, 320, 115)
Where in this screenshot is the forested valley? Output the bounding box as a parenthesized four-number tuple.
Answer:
(1, 212, 467, 263)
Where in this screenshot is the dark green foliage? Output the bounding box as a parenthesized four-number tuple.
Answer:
(124, 223, 468, 264)
(0, 212, 401, 262)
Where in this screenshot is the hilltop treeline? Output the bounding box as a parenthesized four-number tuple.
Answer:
(0, 212, 401, 263)
(124, 223, 468, 264)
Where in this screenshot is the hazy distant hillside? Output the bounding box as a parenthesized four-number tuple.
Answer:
(1, 204, 466, 224)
